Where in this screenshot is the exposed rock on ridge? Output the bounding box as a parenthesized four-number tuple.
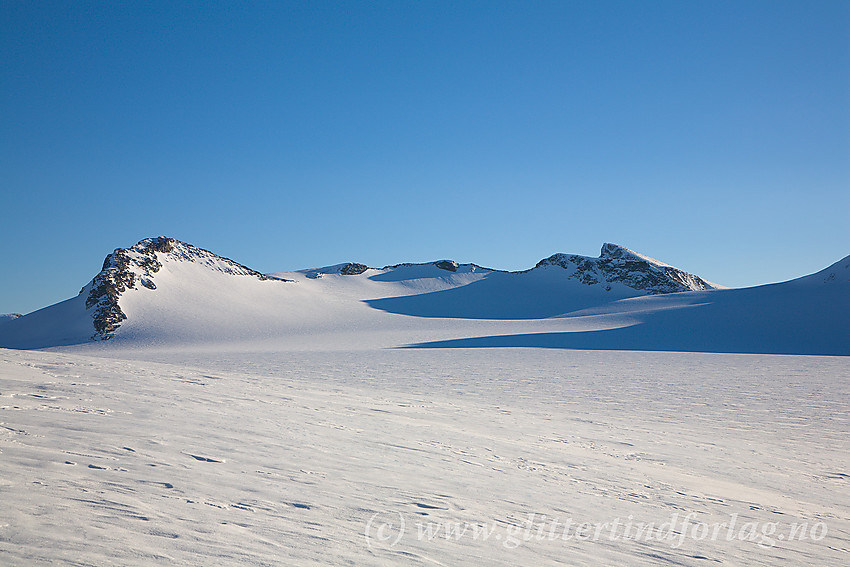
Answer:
(34, 238, 723, 343)
(83, 236, 289, 340)
(380, 260, 493, 273)
(536, 243, 717, 294)
(339, 263, 369, 275)
(433, 260, 459, 272)
(303, 259, 492, 279)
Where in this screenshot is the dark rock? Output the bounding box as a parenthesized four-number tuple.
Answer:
(535, 244, 716, 294)
(339, 263, 369, 275)
(434, 260, 459, 272)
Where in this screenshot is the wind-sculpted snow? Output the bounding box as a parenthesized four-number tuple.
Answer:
(0, 347, 847, 565)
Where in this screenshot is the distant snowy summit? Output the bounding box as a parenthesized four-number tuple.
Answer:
(535, 243, 720, 294)
(2, 235, 846, 350)
(75, 237, 720, 340)
(300, 259, 489, 279)
(301, 242, 719, 294)
(82, 237, 291, 339)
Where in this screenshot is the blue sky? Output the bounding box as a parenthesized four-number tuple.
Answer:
(2, 0, 848, 314)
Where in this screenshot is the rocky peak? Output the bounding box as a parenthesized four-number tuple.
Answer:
(599, 243, 670, 266)
(536, 244, 718, 294)
(83, 236, 288, 340)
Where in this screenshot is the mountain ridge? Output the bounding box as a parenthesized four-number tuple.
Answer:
(296, 242, 720, 293)
(82, 236, 293, 339)
(0, 236, 845, 352)
(533, 243, 719, 294)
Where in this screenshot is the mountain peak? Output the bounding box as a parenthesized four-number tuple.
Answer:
(536, 244, 718, 294)
(84, 236, 290, 339)
(600, 243, 672, 267)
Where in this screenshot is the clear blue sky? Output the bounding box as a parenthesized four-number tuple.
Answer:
(2, 0, 848, 314)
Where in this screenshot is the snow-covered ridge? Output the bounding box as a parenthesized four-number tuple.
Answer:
(0, 314, 22, 330)
(298, 244, 716, 294)
(381, 259, 496, 273)
(82, 236, 291, 339)
(300, 262, 372, 279)
(300, 259, 495, 279)
(793, 253, 850, 286)
(534, 243, 720, 294)
(1, 235, 848, 352)
(77, 238, 720, 340)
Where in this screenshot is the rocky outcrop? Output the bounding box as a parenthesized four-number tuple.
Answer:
(83, 236, 289, 340)
(536, 243, 718, 294)
(380, 260, 493, 273)
(304, 259, 495, 279)
(434, 260, 459, 272)
(339, 263, 369, 275)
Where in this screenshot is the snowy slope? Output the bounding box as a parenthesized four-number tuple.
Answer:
(407, 255, 850, 356)
(0, 346, 848, 566)
(0, 314, 21, 331)
(0, 238, 296, 348)
(786, 253, 850, 286)
(0, 238, 845, 355)
(0, 238, 718, 349)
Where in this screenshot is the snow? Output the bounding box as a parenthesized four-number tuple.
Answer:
(788, 254, 850, 287)
(600, 242, 675, 267)
(0, 347, 847, 566)
(0, 242, 847, 565)
(1, 243, 834, 355)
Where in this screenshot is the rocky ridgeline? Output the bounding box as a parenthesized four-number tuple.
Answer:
(535, 243, 717, 294)
(306, 259, 487, 278)
(83, 237, 289, 340)
(77, 238, 719, 341)
(379, 260, 491, 273)
(311, 246, 715, 296)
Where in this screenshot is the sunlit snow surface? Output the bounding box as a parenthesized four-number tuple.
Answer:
(1, 345, 848, 566)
